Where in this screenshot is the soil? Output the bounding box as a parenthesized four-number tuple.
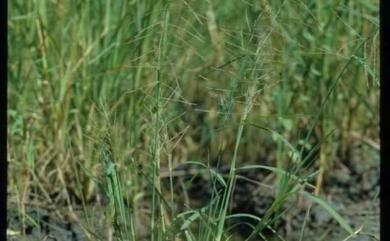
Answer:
(7, 144, 379, 241)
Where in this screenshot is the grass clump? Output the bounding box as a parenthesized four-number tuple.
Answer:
(8, 0, 379, 240)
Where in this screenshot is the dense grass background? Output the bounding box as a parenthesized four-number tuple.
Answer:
(8, 0, 379, 240)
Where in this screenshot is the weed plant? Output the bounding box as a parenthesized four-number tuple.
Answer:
(8, 0, 379, 240)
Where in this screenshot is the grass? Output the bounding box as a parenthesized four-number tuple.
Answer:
(8, 0, 379, 240)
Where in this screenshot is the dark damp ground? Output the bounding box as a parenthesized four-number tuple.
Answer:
(7, 207, 87, 241)
(7, 144, 379, 241)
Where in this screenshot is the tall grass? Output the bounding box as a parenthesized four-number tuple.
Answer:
(8, 0, 379, 240)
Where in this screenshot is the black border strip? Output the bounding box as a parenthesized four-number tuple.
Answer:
(1, 0, 8, 240)
(380, 0, 389, 240)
